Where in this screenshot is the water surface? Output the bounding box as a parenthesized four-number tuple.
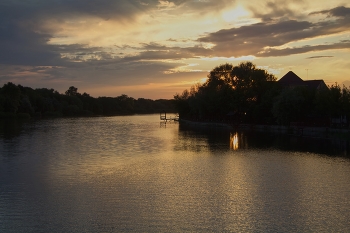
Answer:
(1, 115, 350, 232)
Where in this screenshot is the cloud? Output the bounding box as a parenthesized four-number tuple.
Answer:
(0, 23, 63, 66)
(249, 0, 303, 22)
(259, 41, 350, 57)
(306, 56, 334, 59)
(153, 0, 237, 15)
(310, 6, 350, 18)
(0, 0, 157, 22)
(0, 0, 163, 65)
(197, 20, 313, 56)
(139, 42, 212, 58)
(0, 0, 220, 67)
(197, 6, 350, 57)
(2, 1, 349, 67)
(0, 0, 349, 99)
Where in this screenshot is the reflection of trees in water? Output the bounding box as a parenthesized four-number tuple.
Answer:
(238, 131, 350, 157)
(0, 119, 27, 140)
(178, 123, 350, 158)
(269, 133, 349, 157)
(177, 124, 231, 153)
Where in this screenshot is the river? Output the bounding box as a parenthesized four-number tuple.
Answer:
(1, 115, 350, 232)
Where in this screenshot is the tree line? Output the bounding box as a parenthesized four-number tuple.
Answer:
(0, 83, 176, 118)
(174, 62, 350, 127)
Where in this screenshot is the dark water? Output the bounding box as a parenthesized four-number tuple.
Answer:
(1, 115, 350, 232)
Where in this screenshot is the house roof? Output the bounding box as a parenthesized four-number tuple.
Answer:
(278, 71, 328, 90)
(304, 80, 327, 90)
(278, 71, 304, 86)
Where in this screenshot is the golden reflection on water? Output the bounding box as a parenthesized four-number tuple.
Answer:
(230, 133, 239, 150)
(2, 116, 350, 232)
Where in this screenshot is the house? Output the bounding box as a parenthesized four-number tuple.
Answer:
(278, 71, 331, 127)
(278, 71, 328, 90)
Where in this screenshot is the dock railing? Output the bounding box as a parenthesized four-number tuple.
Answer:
(160, 111, 179, 122)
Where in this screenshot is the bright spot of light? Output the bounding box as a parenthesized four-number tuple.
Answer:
(200, 77, 208, 83)
(222, 5, 249, 22)
(230, 133, 239, 150)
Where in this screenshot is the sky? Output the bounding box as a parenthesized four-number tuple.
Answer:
(0, 0, 349, 99)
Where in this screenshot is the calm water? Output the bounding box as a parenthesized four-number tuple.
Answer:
(1, 115, 350, 232)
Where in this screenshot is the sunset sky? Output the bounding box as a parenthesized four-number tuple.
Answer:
(0, 0, 349, 99)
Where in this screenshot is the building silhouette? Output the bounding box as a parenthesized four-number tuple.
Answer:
(278, 71, 328, 90)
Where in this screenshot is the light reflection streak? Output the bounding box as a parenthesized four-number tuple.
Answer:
(230, 133, 239, 150)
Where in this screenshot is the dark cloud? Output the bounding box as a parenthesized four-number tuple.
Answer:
(0, 0, 160, 66)
(0, 21, 116, 66)
(198, 20, 313, 56)
(310, 6, 350, 18)
(0, 23, 63, 66)
(0, 0, 158, 22)
(197, 6, 350, 57)
(306, 56, 334, 59)
(0, 0, 219, 68)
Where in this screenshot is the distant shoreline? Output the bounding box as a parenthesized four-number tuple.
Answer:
(0, 111, 178, 120)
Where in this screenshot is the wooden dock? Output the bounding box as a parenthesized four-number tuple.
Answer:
(160, 112, 179, 122)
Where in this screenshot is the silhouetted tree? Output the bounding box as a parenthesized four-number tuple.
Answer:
(0, 82, 21, 113)
(65, 86, 79, 96)
(174, 89, 191, 118)
(174, 62, 277, 123)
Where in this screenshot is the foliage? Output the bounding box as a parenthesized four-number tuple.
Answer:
(0, 83, 176, 119)
(272, 87, 307, 125)
(0, 82, 21, 113)
(65, 86, 79, 96)
(174, 62, 350, 127)
(174, 62, 278, 123)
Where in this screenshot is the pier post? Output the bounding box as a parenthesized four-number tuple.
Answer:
(160, 111, 167, 121)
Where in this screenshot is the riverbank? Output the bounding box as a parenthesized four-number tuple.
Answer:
(179, 119, 350, 140)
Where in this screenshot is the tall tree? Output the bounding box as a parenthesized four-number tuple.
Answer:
(65, 86, 79, 96)
(174, 62, 277, 122)
(1, 82, 21, 113)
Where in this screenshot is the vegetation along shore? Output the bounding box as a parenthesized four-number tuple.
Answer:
(2, 60, 350, 140)
(0, 84, 176, 118)
(173, 62, 350, 137)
